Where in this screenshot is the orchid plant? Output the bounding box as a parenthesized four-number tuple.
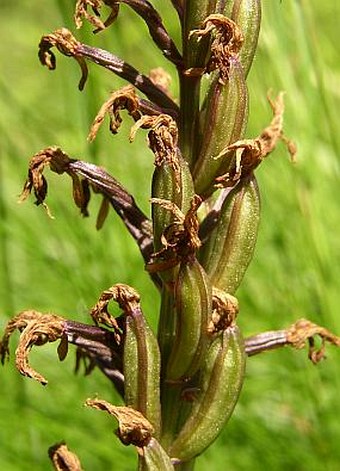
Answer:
(1, 1, 340, 470)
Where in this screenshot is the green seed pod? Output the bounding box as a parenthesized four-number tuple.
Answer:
(183, 1, 219, 70)
(124, 308, 161, 437)
(140, 438, 175, 471)
(152, 151, 195, 254)
(214, 1, 261, 77)
(214, 0, 233, 15)
(150, 150, 195, 284)
(193, 57, 248, 197)
(199, 175, 260, 294)
(230, 0, 262, 77)
(169, 324, 246, 462)
(166, 258, 212, 381)
(157, 286, 177, 371)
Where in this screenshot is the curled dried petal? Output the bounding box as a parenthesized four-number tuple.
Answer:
(74, 0, 119, 31)
(0, 311, 65, 385)
(184, 194, 202, 249)
(216, 92, 296, 187)
(85, 399, 154, 446)
(209, 288, 239, 334)
(147, 195, 202, 272)
(39, 28, 88, 90)
(91, 283, 140, 328)
(190, 14, 244, 82)
(0, 310, 43, 363)
(16, 314, 65, 384)
(88, 85, 141, 142)
(75, 0, 107, 30)
(48, 442, 83, 471)
(287, 318, 340, 364)
(151, 195, 201, 252)
(19, 147, 77, 217)
(130, 113, 182, 194)
(130, 114, 178, 163)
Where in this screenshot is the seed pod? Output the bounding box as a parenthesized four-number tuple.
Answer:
(157, 286, 177, 370)
(169, 324, 246, 461)
(123, 307, 161, 437)
(216, 0, 261, 78)
(151, 150, 196, 284)
(193, 57, 248, 197)
(199, 175, 260, 294)
(166, 258, 212, 381)
(230, 0, 262, 78)
(152, 151, 195, 254)
(140, 437, 174, 471)
(183, 1, 219, 70)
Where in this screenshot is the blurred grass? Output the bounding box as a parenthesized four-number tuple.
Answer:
(1, 0, 340, 469)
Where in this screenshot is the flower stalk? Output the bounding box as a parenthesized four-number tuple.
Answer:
(1, 1, 339, 470)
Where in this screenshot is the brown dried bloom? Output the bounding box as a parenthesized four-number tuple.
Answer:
(48, 442, 83, 471)
(216, 92, 297, 187)
(0, 311, 65, 385)
(85, 398, 154, 447)
(189, 14, 244, 82)
(88, 85, 141, 142)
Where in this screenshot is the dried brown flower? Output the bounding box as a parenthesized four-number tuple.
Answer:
(216, 92, 297, 187)
(48, 442, 83, 471)
(85, 399, 154, 447)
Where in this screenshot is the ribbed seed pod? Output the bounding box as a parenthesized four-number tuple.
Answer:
(230, 0, 262, 77)
(169, 325, 246, 462)
(123, 309, 161, 437)
(193, 57, 248, 197)
(217, 0, 262, 78)
(152, 151, 195, 254)
(184, 0, 218, 69)
(140, 438, 175, 471)
(166, 258, 212, 381)
(199, 175, 260, 294)
(157, 286, 176, 371)
(151, 150, 195, 284)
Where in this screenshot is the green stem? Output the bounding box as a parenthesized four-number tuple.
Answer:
(178, 0, 213, 168)
(179, 73, 201, 167)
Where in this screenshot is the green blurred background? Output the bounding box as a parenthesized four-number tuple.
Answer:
(1, 0, 340, 469)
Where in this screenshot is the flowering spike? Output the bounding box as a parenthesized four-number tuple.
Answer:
(2, 3, 339, 470)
